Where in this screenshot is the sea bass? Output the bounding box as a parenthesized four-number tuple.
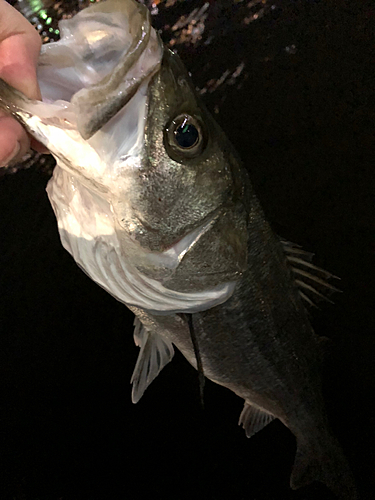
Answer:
(0, 0, 356, 498)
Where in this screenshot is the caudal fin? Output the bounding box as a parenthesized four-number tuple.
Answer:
(291, 435, 358, 500)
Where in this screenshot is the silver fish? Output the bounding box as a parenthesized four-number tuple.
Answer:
(0, 0, 356, 498)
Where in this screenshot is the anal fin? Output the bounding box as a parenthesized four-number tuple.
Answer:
(131, 317, 174, 404)
(238, 401, 275, 438)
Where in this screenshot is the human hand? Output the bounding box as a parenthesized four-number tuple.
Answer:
(0, 0, 47, 167)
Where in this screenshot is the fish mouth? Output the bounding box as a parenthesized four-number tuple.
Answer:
(38, 0, 163, 140)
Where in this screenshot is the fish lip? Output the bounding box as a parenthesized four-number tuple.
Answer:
(37, 0, 163, 139)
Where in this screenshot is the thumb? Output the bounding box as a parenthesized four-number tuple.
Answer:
(0, 0, 42, 99)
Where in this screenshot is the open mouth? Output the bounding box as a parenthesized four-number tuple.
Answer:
(32, 0, 163, 195)
(37, 0, 162, 140)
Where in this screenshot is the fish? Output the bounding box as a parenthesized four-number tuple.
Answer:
(0, 0, 357, 498)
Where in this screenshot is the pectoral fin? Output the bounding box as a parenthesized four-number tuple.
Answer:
(238, 401, 275, 438)
(131, 318, 174, 403)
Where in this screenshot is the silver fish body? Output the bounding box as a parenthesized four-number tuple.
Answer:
(0, 1, 356, 498)
(129, 201, 355, 499)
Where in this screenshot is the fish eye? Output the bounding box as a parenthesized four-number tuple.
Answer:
(164, 114, 206, 160)
(175, 121, 199, 148)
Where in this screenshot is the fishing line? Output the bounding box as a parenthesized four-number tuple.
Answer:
(186, 313, 205, 408)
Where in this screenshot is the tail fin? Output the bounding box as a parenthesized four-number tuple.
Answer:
(291, 435, 358, 500)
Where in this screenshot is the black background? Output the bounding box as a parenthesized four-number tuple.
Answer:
(0, 0, 374, 498)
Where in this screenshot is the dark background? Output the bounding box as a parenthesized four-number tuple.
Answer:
(0, 0, 374, 498)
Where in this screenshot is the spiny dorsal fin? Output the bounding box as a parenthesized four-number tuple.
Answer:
(238, 402, 275, 438)
(281, 240, 341, 308)
(131, 318, 174, 404)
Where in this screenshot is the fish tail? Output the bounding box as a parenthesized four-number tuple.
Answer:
(291, 434, 358, 499)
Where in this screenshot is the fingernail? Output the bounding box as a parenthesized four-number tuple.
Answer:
(0, 142, 21, 168)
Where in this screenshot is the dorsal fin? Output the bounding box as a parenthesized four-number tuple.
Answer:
(281, 240, 341, 308)
(238, 402, 275, 438)
(131, 318, 174, 403)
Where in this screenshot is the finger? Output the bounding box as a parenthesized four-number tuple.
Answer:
(0, 0, 42, 99)
(0, 1, 49, 161)
(0, 113, 30, 167)
(30, 138, 49, 154)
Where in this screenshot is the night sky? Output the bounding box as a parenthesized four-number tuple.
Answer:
(0, 1, 374, 498)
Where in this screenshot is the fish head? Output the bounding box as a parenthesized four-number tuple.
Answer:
(112, 48, 249, 291)
(1, 0, 250, 303)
